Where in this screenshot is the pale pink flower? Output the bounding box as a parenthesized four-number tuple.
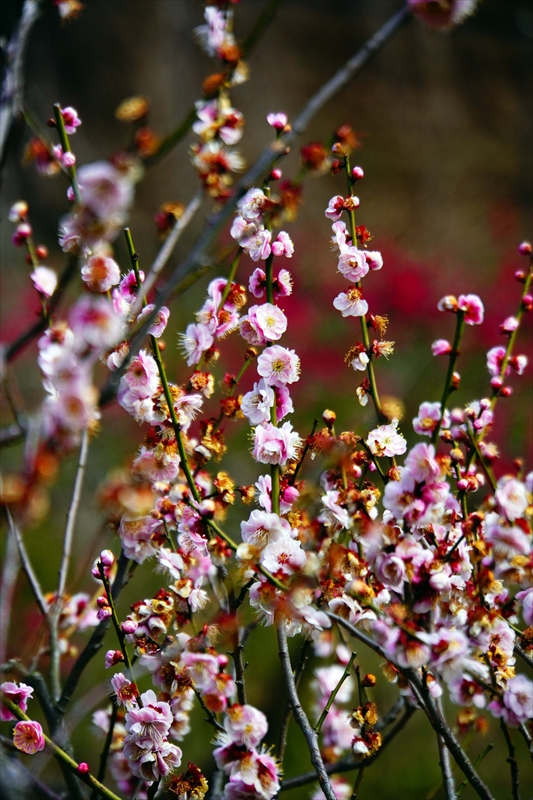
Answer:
(432, 339, 452, 356)
(61, 106, 81, 134)
(510, 354, 528, 375)
(238, 188, 268, 221)
(224, 704, 268, 748)
(271, 231, 294, 258)
(122, 350, 159, 396)
(383, 471, 422, 520)
(111, 673, 139, 710)
(192, 141, 245, 176)
(413, 401, 450, 437)
(8, 200, 28, 222)
(458, 293, 484, 325)
(333, 287, 368, 317)
(136, 304, 170, 338)
(488, 674, 533, 727)
(500, 316, 519, 334)
(318, 490, 351, 531)
(77, 161, 134, 220)
(240, 380, 274, 425)
(261, 534, 306, 575)
(255, 474, 299, 514)
(124, 737, 182, 782)
(240, 227, 272, 261)
(337, 247, 369, 282)
(194, 5, 229, 56)
(118, 269, 143, 302)
(69, 296, 123, 350)
(495, 476, 529, 521)
(249, 268, 267, 298)
(408, 0, 479, 31)
(105, 650, 124, 669)
(193, 100, 244, 146)
(230, 215, 256, 243)
(405, 443, 440, 483)
(276, 268, 293, 297)
(239, 303, 287, 345)
(487, 346, 508, 378)
(119, 516, 160, 563)
(125, 689, 173, 740)
(240, 509, 293, 547)
(133, 446, 180, 483)
(13, 721, 45, 754)
(267, 112, 288, 131)
(173, 392, 204, 431)
(516, 588, 533, 627)
(331, 220, 349, 251)
(252, 421, 301, 465)
(325, 195, 345, 222)
(364, 250, 383, 270)
(81, 254, 120, 292)
(485, 519, 531, 558)
(179, 323, 214, 366)
(366, 419, 406, 457)
(31, 266, 57, 297)
(312, 778, 352, 800)
(257, 345, 300, 386)
(1, 682, 34, 721)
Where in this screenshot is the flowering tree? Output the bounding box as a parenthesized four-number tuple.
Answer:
(1, 2, 532, 800)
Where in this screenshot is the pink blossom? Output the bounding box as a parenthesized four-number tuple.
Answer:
(1, 682, 34, 721)
(31, 266, 57, 297)
(111, 673, 139, 710)
(261, 534, 306, 575)
(81, 254, 120, 292)
(240, 380, 274, 425)
(238, 188, 268, 221)
(331, 220, 349, 251)
(405, 443, 440, 483)
(255, 474, 299, 514)
(119, 516, 160, 563)
(413, 401, 450, 437)
(485, 519, 531, 558)
(432, 339, 452, 356)
(123, 737, 182, 781)
(61, 106, 82, 134)
(486, 346, 508, 378)
(194, 5, 229, 56)
(249, 268, 266, 298)
(179, 323, 214, 366)
(488, 674, 533, 727)
(12, 720, 45, 754)
(500, 316, 519, 334)
(105, 650, 124, 669)
(408, 0, 479, 31)
(11, 222, 31, 246)
(239, 303, 287, 346)
(122, 350, 159, 396)
(333, 287, 368, 318)
(267, 112, 288, 131)
(318, 490, 351, 531)
(375, 553, 406, 592)
(313, 665, 354, 706)
(325, 195, 345, 222)
(69, 296, 123, 350)
(257, 345, 300, 386)
(133, 446, 181, 483)
(495, 476, 529, 521)
(136, 304, 170, 338)
(173, 392, 204, 431)
(8, 200, 28, 222)
(252, 421, 301, 465)
(458, 293, 484, 325)
(271, 231, 294, 258)
(510, 354, 528, 375)
(364, 250, 383, 270)
(366, 419, 406, 457)
(77, 161, 134, 220)
(337, 247, 369, 282)
(516, 588, 533, 627)
(240, 227, 272, 261)
(240, 509, 293, 547)
(224, 704, 268, 748)
(118, 269, 143, 302)
(125, 689, 173, 741)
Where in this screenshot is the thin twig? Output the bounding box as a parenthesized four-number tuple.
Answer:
(0, 0, 42, 164)
(277, 622, 337, 800)
(314, 651, 356, 734)
(435, 696, 456, 800)
(0, 510, 20, 665)
(100, 5, 411, 405)
(51, 429, 90, 700)
(4, 506, 48, 619)
(278, 638, 310, 761)
(500, 720, 520, 800)
(514, 643, 533, 670)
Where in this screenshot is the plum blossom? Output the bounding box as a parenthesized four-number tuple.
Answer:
(413, 401, 450, 437)
(408, 0, 480, 31)
(488, 674, 533, 727)
(31, 266, 57, 297)
(457, 293, 484, 325)
(255, 475, 299, 514)
(81, 254, 120, 292)
(69, 296, 123, 350)
(366, 419, 406, 457)
(495, 476, 529, 521)
(261, 534, 306, 575)
(404, 442, 440, 483)
(60, 106, 81, 134)
(337, 247, 368, 281)
(252, 421, 301, 466)
(333, 287, 368, 318)
(267, 112, 288, 131)
(240, 227, 272, 262)
(271, 231, 294, 258)
(12, 721, 45, 755)
(136, 304, 170, 338)
(432, 339, 452, 356)
(257, 345, 300, 386)
(238, 188, 268, 221)
(239, 303, 287, 345)
(1, 682, 34, 721)
(179, 323, 213, 366)
(516, 588, 533, 627)
(319, 490, 351, 531)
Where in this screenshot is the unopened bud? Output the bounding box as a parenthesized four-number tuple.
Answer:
(322, 409, 336, 428)
(518, 241, 532, 256)
(121, 619, 137, 635)
(522, 294, 532, 312)
(451, 371, 461, 390)
(514, 270, 526, 283)
(99, 549, 115, 567)
(96, 596, 109, 608)
(351, 166, 364, 181)
(500, 386, 513, 397)
(77, 763, 90, 775)
(8, 200, 28, 222)
(245, 347, 259, 361)
(331, 142, 345, 156)
(450, 448, 464, 463)
(35, 245, 48, 260)
(440, 430, 453, 443)
(457, 479, 469, 491)
(490, 377, 503, 390)
(362, 673, 376, 688)
(269, 168, 282, 181)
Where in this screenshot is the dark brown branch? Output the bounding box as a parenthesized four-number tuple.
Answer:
(278, 638, 310, 760)
(277, 622, 336, 800)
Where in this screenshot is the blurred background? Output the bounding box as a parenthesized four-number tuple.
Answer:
(1, 1, 532, 798)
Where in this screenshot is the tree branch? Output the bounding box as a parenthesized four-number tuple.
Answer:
(276, 622, 337, 800)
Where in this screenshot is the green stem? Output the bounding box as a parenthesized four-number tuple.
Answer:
(313, 651, 356, 734)
(99, 565, 136, 686)
(91, 701, 118, 799)
(343, 155, 385, 424)
(1, 697, 123, 800)
(218, 249, 242, 308)
(456, 744, 494, 798)
(432, 310, 465, 446)
(53, 104, 81, 205)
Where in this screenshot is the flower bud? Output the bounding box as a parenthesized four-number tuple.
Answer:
(514, 270, 526, 283)
(450, 448, 464, 463)
(518, 241, 532, 256)
(457, 478, 469, 491)
(522, 294, 532, 312)
(500, 386, 513, 397)
(99, 549, 115, 567)
(96, 596, 108, 608)
(77, 763, 90, 774)
(12, 223, 32, 247)
(451, 371, 461, 390)
(351, 166, 364, 181)
(437, 295, 458, 313)
(490, 377, 503, 390)
(35, 245, 48, 260)
(322, 409, 336, 428)
(8, 200, 28, 222)
(105, 650, 125, 668)
(121, 619, 137, 635)
(362, 673, 376, 688)
(62, 151, 76, 168)
(499, 316, 519, 334)
(270, 168, 282, 181)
